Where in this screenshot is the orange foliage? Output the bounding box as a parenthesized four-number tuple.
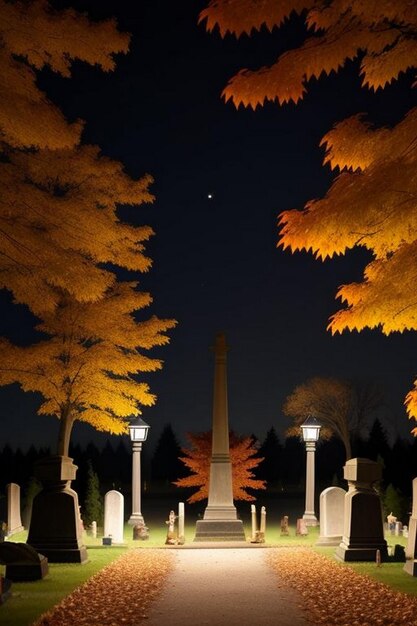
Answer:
(0, 1, 176, 454)
(174, 431, 266, 503)
(201, 0, 417, 431)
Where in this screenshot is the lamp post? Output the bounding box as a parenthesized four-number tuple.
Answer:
(301, 416, 321, 526)
(128, 417, 150, 528)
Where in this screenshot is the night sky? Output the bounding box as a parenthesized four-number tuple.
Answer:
(1, 0, 417, 452)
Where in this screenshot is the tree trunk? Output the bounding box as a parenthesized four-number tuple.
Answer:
(344, 436, 352, 461)
(57, 410, 75, 457)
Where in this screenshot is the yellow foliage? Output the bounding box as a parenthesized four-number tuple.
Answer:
(0, 0, 128, 149)
(201, 0, 417, 107)
(0, 2, 177, 454)
(0, 145, 155, 314)
(0, 285, 176, 450)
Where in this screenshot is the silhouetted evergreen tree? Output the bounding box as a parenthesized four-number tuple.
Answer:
(383, 483, 410, 524)
(281, 436, 304, 488)
(151, 424, 184, 484)
(255, 427, 282, 486)
(387, 437, 413, 497)
(366, 419, 391, 463)
(316, 438, 345, 488)
(82, 461, 103, 527)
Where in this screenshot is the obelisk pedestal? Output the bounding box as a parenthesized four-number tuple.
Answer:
(194, 333, 245, 541)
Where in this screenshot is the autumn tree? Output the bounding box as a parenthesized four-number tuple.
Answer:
(0, 0, 133, 312)
(200, 1, 417, 430)
(174, 431, 266, 502)
(0, 1, 176, 454)
(83, 462, 103, 527)
(283, 377, 384, 460)
(0, 283, 175, 456)
(256, 427, 282, 485)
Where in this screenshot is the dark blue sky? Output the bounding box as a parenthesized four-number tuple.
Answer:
(1, 0, 417, 452)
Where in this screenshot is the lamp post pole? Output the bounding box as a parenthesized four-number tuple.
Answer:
(129, 441, 144, 525)
(128, 417, 150, 528)
(301, 416, 321, 526)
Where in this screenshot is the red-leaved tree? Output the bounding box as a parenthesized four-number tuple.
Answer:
(174, 431, 266, 503)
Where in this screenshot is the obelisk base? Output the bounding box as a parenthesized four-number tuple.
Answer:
(194, 519, 246, 542)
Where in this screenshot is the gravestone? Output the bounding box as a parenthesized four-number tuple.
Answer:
(133, 520, 149, 540)
(251, 504, 257, 541)
(104, 490, 124, 544)
(165, 510, 177, 545)
(316, 486, 346, 546)
(0, 542, 48, 581)
(296, 518, 308, 536)
(178, 502, 185, 545)
(28, 456, 87, 563)
(335, 458, 387, 562)
(280, 515, 289, 536)
(7, 484, 23, 536)
(259, 506, 266, 541)
(404, 478, 417, 575)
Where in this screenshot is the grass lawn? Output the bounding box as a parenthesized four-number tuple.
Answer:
(0, 540, 127, 626)
(1, 520, 416, 625)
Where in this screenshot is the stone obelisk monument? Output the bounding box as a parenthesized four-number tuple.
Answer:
(194, 333, 245, 541)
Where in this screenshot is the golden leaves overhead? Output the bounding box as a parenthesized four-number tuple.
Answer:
(202, 0, 417, 107)
(201, 1, 417, 428)
(0, 0, 128, 149)
(174, 431, 266, 502)
(0, 284, 176, 441)
(200, 0, 315, 37)
(0, 1, 177, 453)
(0, 147, 155, 313)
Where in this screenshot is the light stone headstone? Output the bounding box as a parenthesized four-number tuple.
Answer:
(404, 478, 417, 575)
(178, 502, 185, 545)
(251, 504, 257, 541)
(316, 486, 346, 546)
(104, 490, 124, 544)
(91, 521, 97, 538)
(260, 506, 266, 536)
(296, 518, 308, 536)
(7, 484, 23, 536)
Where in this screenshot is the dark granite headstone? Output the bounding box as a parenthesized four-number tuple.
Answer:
(0, 542, 48, 581)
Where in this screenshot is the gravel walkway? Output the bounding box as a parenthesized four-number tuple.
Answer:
(145, 547, 310, 626)
(35, 545, 417, 626)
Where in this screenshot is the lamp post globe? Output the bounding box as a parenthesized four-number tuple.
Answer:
(301, 416, 321, 526)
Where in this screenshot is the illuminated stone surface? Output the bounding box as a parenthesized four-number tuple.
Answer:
(6, 483, 23, 536)
(104, 490, 124, 544)
(316, 486, 346, 546)
(404, 477, 417, 575)
(194, 333, 245, 541)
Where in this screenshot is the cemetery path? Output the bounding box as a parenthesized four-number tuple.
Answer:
(144, 547, 312, 626)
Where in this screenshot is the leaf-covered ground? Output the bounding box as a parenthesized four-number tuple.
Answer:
(33, 549, 174, 626)
(267, 548, 417, 626)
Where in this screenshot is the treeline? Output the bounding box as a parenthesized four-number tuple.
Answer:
(1, 420, 417, 503)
